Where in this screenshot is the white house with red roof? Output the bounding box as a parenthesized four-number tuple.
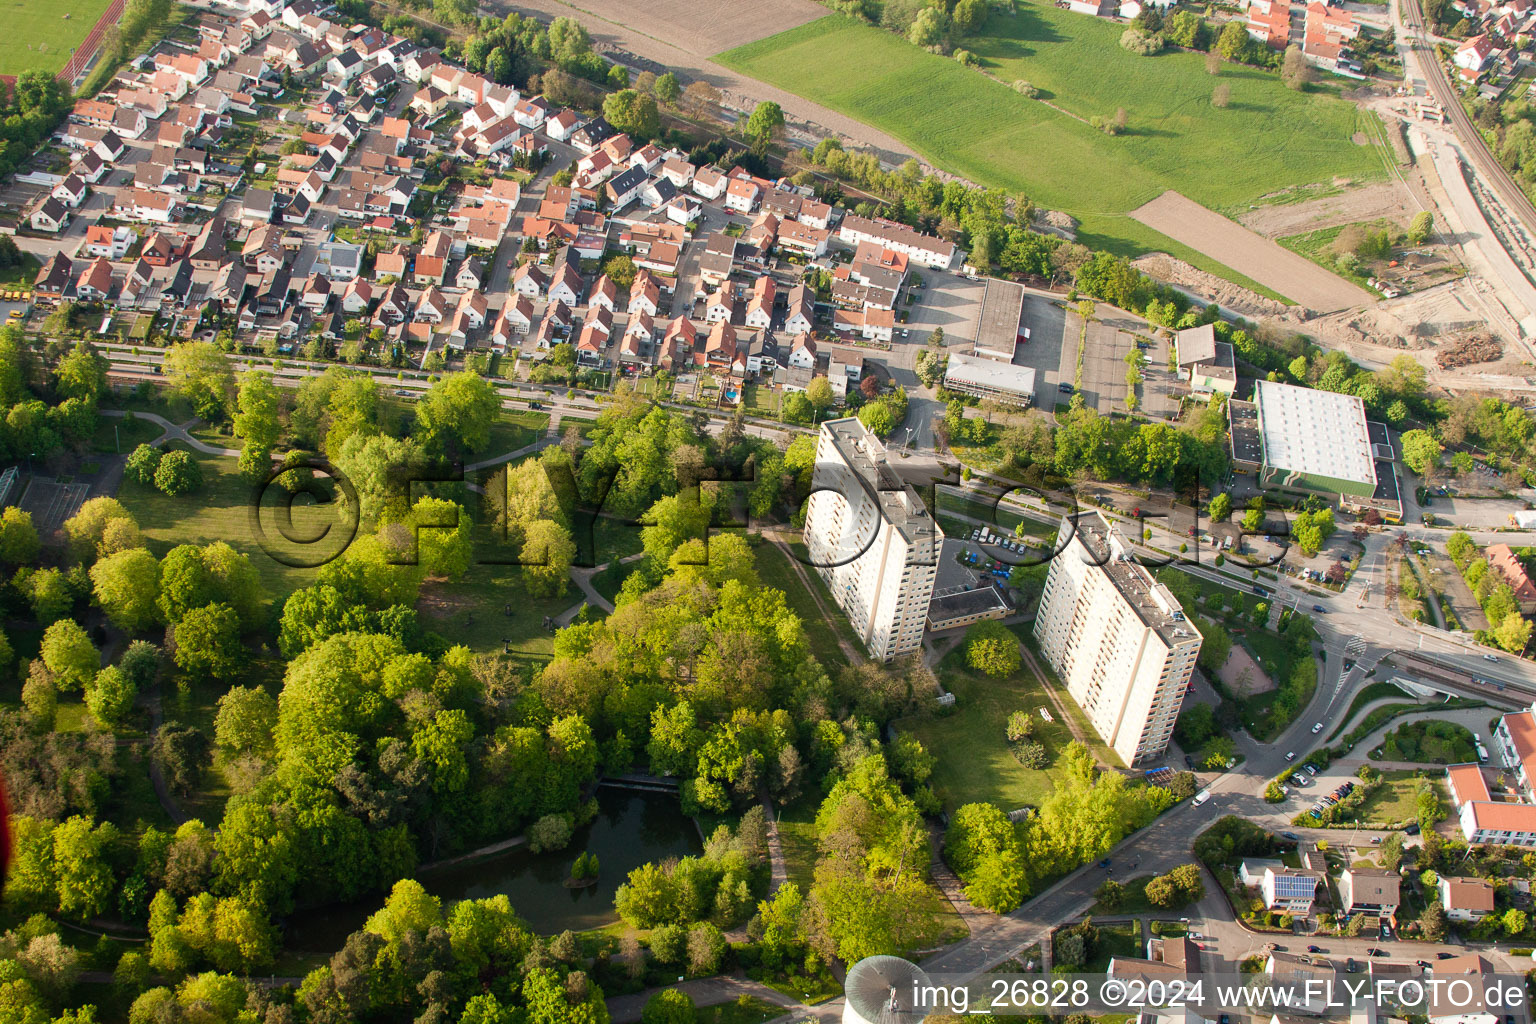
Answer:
(1456, 33, 1496, 71)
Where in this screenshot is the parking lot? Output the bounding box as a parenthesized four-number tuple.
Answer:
(1011, 292, 1067, 409)
(905, 268, 985, 346)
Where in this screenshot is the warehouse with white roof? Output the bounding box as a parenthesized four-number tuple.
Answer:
(1252, 379, 1377, 498)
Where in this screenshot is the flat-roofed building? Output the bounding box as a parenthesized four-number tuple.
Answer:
(1174, 324, 1237, 396)
(974, 279, 1026, 359)
(803, 418, 944, 661)
(942, 351, 1036, 408)
(1033, 510, 1201, 765)
(1253, 379, 1377, 499)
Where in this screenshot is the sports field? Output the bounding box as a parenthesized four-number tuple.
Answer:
(717, 13, 1390, 283)
(0, 0, 113, 77)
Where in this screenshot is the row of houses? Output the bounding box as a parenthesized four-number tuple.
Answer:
(1452, 0, 1534, 85)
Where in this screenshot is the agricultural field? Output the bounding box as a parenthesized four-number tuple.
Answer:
(0, 0, 112, 77)
(717, 13, 1388, 283)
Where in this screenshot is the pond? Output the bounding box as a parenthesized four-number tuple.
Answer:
(284, 786, 702, 953)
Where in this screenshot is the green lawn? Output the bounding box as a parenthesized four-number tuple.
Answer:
(0, 253, 40, 289)
(416, 562, 576, 658)
(117, 443, 340, 599)
(899, 645, 1079, 812)
(1278, 222, 1384, 293)
(775, 796, 820, 891)
(479, 409, 549, 459)
(91, 414, 163, 454)
(754, 540, 858, 667)
(1355, 770, 1444, 824)
(0, 0, 112, 77)
(717, 14, 1387, 282)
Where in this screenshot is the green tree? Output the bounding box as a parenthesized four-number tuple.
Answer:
(55, 342, 108, 402)
(163, 342, 235, 422)
(153, 723, 212, 795)
(233, 371, 281, 482)
(603, 89, 661, 140)
(1291, 508, 1336, 557)
(1208, 492, 1232, 522)
(415, 371, 499, 456)
(654, 71, 681, 106)
(522, 518, 576, 598)
(745, 100, 786, 149)
(806, 376, 834, 416)
(171, 603, 243, 681)
(409, 497, 474, 581)
(64, 497, 137, 562)
(40, 619, 98, 692)
(90, 548, 161, 631)
(965, 620, 1021, 677)
(1495, 610, 1533, 654)
(909, 5, 947, 45)
(1401, 429, 1442, 477)
(1216, 19, 1249, 59)
(154, 450, 204, 497)
(53, 816, 120, 919)
(86, 665, 137, 729)
(944, 802, 1027, 912)
(125, 444, 163, 486)
(641, 989, 694, 1024)
(1409, 210, 1435, 245)
(214, 686, 277, 755)
(0, 506, 39, 563)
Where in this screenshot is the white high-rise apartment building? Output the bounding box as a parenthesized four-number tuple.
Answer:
(803, 418, 943, 661)
(1034, 511, 1202, 766)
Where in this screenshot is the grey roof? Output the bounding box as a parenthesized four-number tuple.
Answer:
(975, 278, 1024, 356)
(1063, 511, 1201, 648)
(1176, 323, 1217, 366)
(944, 350, 1036, 398)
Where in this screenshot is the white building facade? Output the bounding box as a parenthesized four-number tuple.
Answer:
(1033, 511, 1202, 765)
(803, 418, 943, 661)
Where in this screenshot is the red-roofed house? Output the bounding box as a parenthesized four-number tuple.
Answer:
(1456, 33, 1496, 71)
(1486, 544, 1536, 614)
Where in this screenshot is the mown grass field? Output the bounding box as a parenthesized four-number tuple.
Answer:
(717, 14, 1388, 279)
(0, 0, 113, 77)
(899, 645, 1078, 813)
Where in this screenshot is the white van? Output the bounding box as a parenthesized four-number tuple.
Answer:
(1192, 790, 1212, 807)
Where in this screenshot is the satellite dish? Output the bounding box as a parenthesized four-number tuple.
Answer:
(844, 955, 932, 1024)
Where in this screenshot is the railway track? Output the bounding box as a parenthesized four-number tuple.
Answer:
(1400, 0, 1536, 245)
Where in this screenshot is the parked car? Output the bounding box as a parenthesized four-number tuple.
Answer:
(1313, 605, 1327, 614)
(1485, 653, 1500, 662)
(1305, 764, 1318, 775)
(1282, 832, 1300, 841)
(1185, 755, 1196, 769)
(1308, 945, 1323, 954)
(1437, 952, 1455, 960)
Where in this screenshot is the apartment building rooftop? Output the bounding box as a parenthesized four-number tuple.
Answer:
(822, 417, 940, 551)
(1067, 511, 1200, 647)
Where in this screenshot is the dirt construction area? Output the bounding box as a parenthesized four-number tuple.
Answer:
(1130, 190, 1375, 312)
(1238, 181, 1419, 238)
